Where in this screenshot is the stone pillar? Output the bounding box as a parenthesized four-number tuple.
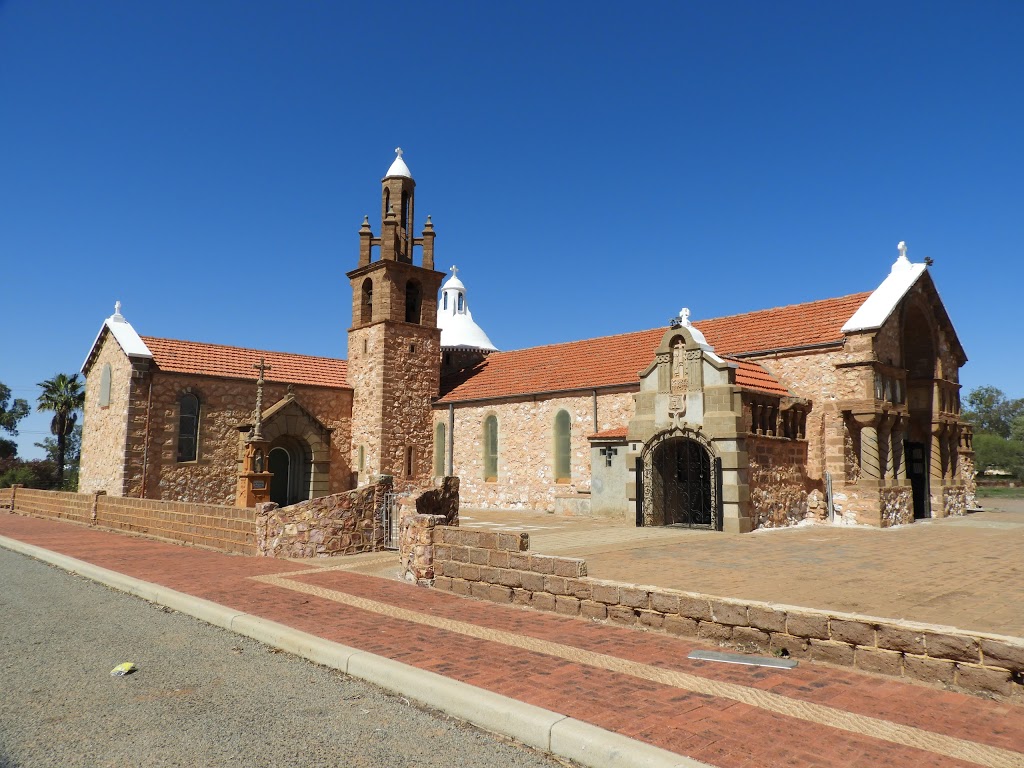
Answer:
(236, 439, 273, 508)
(877, 413, 895, 481)
(892, 416, 907, 482)
(850, 412, 881, 480)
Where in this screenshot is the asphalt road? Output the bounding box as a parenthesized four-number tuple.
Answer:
(0, 548, 567, 768)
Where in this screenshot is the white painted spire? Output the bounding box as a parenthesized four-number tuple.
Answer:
(842, 240, 928, 333)
(81, 301, 153, 373)
(385, 147, 412, 179)
(437, 266, 497, 352)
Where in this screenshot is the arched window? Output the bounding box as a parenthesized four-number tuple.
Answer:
(554, 410, 571, 482)
(457, 292, 465, 312)
(177, 393, 200, 462)
(99, 363, 112, 407)
(401, 190, 410, 232)
(361, 278, 373, 324)
(483, 415, 498, 481)
(443, 291, 448, 311)
(434, 423, 446, 477)
(405, 279, 422, 324)
(384, 188, 390, 215)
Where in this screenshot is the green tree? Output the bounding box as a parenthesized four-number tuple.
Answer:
(36, 373, 85, 489)
(962, 386, 1024, 439)
(0, 381, 30, 455)
(973, 433, 1024, 480)
(35, 425, 82, 490)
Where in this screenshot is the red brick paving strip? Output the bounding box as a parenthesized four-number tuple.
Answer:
(1, 514, 1020, 768)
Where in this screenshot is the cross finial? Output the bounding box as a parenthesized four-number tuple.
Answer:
(897, 241, 908, 261)
(450, 265, 459, 276)
(679, 308, 691, 326)
(113, 300, 122, 317)
(395, 147, 403, 158)
(250, 357, 272, 441)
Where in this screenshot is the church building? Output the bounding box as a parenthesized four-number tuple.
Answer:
(78, 151, 975, 532)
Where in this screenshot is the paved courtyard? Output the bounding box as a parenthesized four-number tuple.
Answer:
(460, 498, 1024, 638)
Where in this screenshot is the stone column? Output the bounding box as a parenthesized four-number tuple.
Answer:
(877, 413, 894, 481)
(892, 416, 907, 482)
(851, 412, 881, 480)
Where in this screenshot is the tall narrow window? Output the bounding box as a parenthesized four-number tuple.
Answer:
(434, 423, 446, 477)
(405, 280, 422, 324)
(357, 445, 365, 472)
(483, 415, 498, 481)
(405, 446, 414, 478)
(457, 292, 465, 312)
(99, 363, 112, 407)
(554, 409, 571, 482)
(177, 393, 200, 462)
(443, 292, 448, 311)
(361, 278, 373, 324)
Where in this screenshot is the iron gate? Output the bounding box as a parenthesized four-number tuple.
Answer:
(381, 491, 398, 550)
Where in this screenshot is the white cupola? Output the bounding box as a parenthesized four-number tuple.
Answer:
(385, 147, 413, 179)
(437, 266, 497, 352)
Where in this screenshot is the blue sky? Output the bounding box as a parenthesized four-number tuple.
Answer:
(2, 1, 1022, 459)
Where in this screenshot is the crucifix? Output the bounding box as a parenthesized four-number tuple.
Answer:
(251, 357, 272, 441)
(450, 264, 459, 277)
(599, 446, 618, 467)
(897, 241, 908, 261)
(395, 147, 403, 158)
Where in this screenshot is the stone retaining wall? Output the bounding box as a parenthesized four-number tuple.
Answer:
(254, 478, 391, 558)
(431, 526, 1024, 701)
(7, 487, 255, 553)
(746, 436, 820, 528)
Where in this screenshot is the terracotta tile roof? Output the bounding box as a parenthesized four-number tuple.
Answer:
(140, 337, 349, 389)
(731, 359, 790, 396)
(439, 292, 869, 402)
(589, 427, 629, 440)
(697, 292, 871, 356)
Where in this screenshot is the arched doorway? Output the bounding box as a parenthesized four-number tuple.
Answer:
(269, 447, 291, 507)
(640, 430, 719, 529)
(268, 436, 312, 507)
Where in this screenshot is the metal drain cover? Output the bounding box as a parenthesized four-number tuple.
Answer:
(688, 650, 798, 669)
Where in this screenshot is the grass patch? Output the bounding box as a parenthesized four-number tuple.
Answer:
(976, 486, 1024, 499)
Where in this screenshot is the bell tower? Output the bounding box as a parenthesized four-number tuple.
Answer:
(347, 149, 444, 484)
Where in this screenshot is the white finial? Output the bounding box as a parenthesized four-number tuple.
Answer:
(114, 300, 122, 316)
(891, 240, 912, 274)
(679, 308, 691, 326)
(450, 265, 459, 276)
(395, 147, 403, 158)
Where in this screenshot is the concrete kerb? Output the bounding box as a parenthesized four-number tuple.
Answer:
(0, 534, 708, 768)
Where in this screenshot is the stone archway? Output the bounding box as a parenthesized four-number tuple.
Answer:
(258, 394, 333, 503)
(640, 428, 719, 529)
(268, 438, 311, 507)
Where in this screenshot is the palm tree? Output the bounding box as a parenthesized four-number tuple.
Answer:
(36, 373, 85, 488)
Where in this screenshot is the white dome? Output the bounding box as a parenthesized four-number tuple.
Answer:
(437, 267, 497, 352)
(385, 148, 412, 179)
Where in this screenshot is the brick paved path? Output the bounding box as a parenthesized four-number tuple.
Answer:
(463, 502, 1024, 637)
(2, 513, 1022, 768)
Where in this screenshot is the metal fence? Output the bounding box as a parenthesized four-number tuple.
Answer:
(381, 491, 398, 550)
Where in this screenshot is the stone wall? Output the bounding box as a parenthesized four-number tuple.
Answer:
(79, 332, 133, 495)
(943, 485, 967, 517)
(8, 487, 255, 553)
(348, 322, 441, 484)
(398, 476, 460, 583)
(880, 486, 914, 527)
(757, 347, 860, 484)
(255, 478, 390, 558)
(747, 436, 819, 528)
(138, 375, 351, 505)
(439, 390, 634, 512)
(432, 526, 1024, 701)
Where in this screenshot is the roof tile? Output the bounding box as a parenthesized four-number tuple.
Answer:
(439, 292, 868, 402)
(140, 337, 348, 389)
